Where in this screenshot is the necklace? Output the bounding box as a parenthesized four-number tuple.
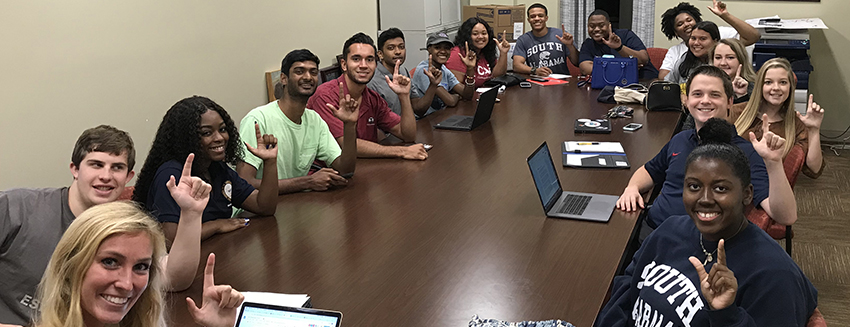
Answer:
(699, 234, 718, 266)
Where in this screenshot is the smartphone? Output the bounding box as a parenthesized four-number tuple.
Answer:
(519, 81, 532, 88)
(528, 76, 547, 82)
(623, 123, 643, 131)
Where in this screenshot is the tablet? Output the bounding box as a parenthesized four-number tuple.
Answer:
(235, 302, 342, 327)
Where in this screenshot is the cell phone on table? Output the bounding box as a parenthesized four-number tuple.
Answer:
(623, 123, 643, 131)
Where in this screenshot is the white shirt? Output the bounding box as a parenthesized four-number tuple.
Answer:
(660, 26, 752, 72)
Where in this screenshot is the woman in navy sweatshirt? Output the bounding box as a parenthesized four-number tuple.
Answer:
(595, 118, 817, 326)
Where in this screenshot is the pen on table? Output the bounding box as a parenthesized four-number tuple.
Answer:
(577, 142, 599, 145)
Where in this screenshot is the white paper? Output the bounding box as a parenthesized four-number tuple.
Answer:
(564, 141, 625, 153)
(547, 73, 571, 80)
(513, 22, 524, 38)
(745, 16, 829, 30)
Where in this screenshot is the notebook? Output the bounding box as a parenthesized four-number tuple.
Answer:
(562, 141, 630, 168)
(527, 142, 618, 221)
(574, 118, 611, 133)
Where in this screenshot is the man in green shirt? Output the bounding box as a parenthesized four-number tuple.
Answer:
(237, 49, 358, 193)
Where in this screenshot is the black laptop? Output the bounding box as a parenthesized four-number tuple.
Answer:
(434, 87, 498, 131)
(235, 302, 342, 327)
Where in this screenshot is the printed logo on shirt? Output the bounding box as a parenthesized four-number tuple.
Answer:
(367, 117, 376, 126)
(633, 261, 705, 327)
(477, 64, 491, 77)
(540, 51, 551, 60)
(222, 181, 232, 202)
(672, 152, 680, 157)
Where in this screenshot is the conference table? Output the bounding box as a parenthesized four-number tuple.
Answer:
(167, 77, 682, 326)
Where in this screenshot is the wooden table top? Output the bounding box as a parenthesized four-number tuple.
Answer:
(167, 78, 682, 327)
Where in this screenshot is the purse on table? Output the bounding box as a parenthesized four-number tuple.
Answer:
(591, 57, 638, 89)
(645, 81, 682, 111)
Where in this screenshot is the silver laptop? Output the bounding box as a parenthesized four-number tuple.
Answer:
(235, 302, 342, 327)
(434, 86, 498, 131)
(527, 142, 618, 222)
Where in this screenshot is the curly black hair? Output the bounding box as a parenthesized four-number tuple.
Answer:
(688, 117, 751, 187)
(454, 17, 497, 69)
(132, 96, 242, 204)
(660, 2, 702, 40)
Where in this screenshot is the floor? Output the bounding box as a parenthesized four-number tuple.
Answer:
(791, 147, 850, 326)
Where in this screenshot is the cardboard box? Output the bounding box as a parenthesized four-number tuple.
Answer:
(462, 4, 525, 42)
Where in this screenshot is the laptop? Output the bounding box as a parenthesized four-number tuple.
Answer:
(527, 142, 618, 222)
(434, 86, 498, 131)
(235, 302, 342, 327)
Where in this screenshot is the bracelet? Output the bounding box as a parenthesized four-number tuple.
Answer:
(614, 44, 624, 52)
(465, 74, 475, 81)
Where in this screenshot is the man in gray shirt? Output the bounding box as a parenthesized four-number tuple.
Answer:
(512, 3, 580, 76)
(368, 27, 438, 116)
(0, 125, 208, 326)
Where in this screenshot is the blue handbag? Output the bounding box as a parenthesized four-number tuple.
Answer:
(591, 57, 638, 89)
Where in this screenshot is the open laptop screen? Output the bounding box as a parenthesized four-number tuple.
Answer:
(236, 302, 341, 327)
(528, 143, 561, 210)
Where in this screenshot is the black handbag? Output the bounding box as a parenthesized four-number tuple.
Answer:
(646, 81, 682, 111)
(484, 73, 523, 87)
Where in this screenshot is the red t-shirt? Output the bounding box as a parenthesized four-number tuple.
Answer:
(307, 75, 401, 142)
(445, 46, 493, 88)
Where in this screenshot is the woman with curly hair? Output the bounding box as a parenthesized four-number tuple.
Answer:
(658, 0, 759, 80)
(731, 58, 826, 179)
(444, 17, 510, 88)
(133, 96, 279, 243)
(34, 201, 243, 327)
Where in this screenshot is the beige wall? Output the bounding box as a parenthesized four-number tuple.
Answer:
(654, 0, 850, 135)
(0, 1, 377, 189)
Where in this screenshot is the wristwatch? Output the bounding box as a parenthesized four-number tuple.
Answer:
(531, 67, 537, 75)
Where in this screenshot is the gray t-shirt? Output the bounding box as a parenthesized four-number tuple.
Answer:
(366, 62, 421, 115)
(514, 28, 572, 75)
(0, 187, 74, 325)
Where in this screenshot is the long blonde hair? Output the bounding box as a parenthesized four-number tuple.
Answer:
(35, 202, 167, 327)
(711, 38, 757, 82)
(734, 58, 797, 156)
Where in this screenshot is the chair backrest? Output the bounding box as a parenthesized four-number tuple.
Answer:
(118, 186, 135, 201)
(566, 60, 581, 76)
(784, 144, 806, 188)
(647, 47, 668, 72)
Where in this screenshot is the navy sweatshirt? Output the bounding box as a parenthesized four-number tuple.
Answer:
(595, 216, 817, 327)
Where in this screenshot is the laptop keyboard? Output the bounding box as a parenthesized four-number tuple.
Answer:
(556, 194, 592, 215)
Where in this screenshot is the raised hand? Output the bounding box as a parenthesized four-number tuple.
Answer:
(797, 94, 825, 131)
(602, 28, 623, 50)
(707, 0, 729, 17)
(732, 64, 749, 97)
(186, 253, 245, 327)
(495, 30, 511, 54)
(460, 41, 478, 69)
(425, 54, 443, 86)
(616, 185, 644, 212)
(326, 82, 360, 123)
(308, 168, 348, 191)
(167, 153, 212, 214)
(750, 114, 786, 162)
(555, 24, 574, 46)
(689, 239, 737, 310)
(385, 60, 411, 95)
(244, 122, 278, 161)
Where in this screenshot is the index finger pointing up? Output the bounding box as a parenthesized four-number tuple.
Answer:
(181, 153, 195, 179)
(203, 253, 216, 289)
(761, 113, 770, 135)
(561, 24, 566, 33)
(394, 59, 400, 75)
(338, 81, 345, 100)
(735, 64, 742, 79)
(717, 239, 727, 266)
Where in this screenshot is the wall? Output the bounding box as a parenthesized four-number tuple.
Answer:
(468, 0, 560, 33)
(0, 1, 377, 189)
(653, 0, 850, 136)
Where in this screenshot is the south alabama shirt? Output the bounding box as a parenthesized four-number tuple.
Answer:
(595, 216, 817, 327)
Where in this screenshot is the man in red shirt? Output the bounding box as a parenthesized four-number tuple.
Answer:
(308, 33, 427, 160)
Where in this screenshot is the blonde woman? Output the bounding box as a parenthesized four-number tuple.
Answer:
(34, 202, 243, 327)
(732, 58, 825, 178)
(711, 38, 756, 103)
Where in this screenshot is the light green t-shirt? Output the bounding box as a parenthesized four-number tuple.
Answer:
(239, 101, 342, 179)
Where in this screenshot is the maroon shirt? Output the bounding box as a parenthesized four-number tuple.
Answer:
(307, 75, 401, 142)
